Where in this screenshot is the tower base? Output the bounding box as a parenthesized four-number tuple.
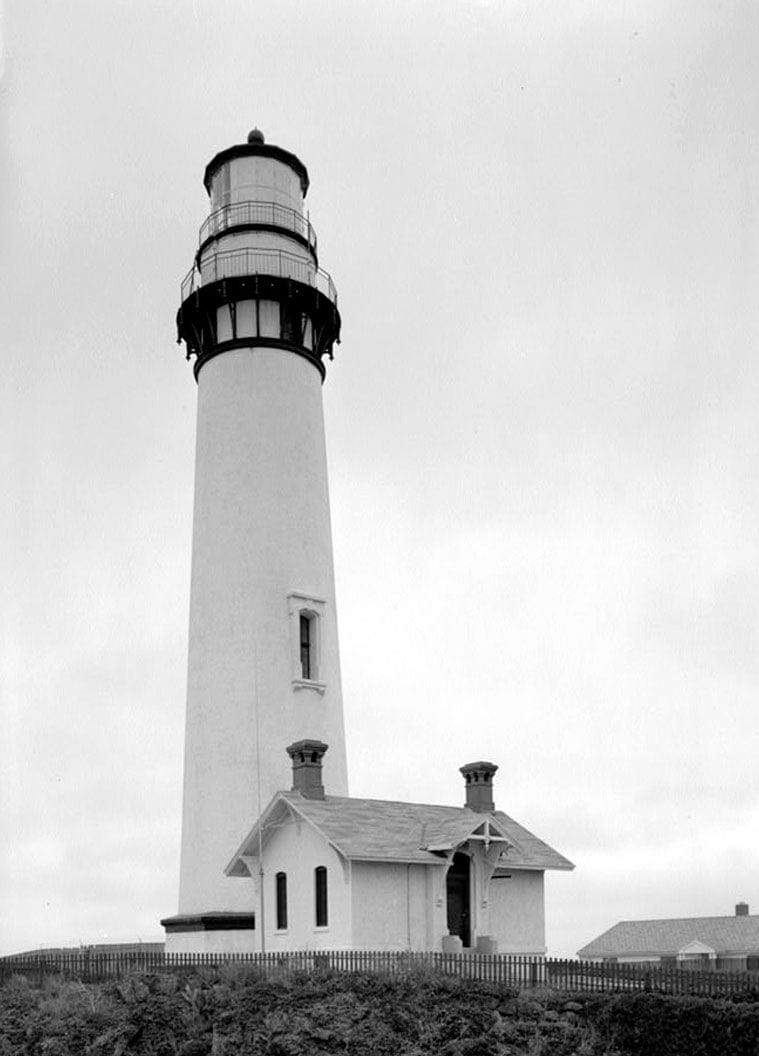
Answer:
(161, 912, 257, 954)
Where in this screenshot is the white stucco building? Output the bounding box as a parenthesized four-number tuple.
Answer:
(184, 743, 573, 956)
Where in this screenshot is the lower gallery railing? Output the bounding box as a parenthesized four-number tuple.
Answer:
(2, 951, 759, 997)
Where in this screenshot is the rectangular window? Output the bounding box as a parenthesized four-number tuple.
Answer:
(300, 614, 312, 680)
(315, 866, 328, 927)
(275, 872, 288, 931)
(287, 593, 326, 693)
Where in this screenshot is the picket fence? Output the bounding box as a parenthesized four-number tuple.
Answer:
(2, 949, 759, 998)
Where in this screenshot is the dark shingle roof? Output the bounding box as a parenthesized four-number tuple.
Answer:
(578, 916, 759, 959)
(228, 791, 573, 873)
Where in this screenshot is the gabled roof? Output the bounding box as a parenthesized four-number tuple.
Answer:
(227, 791, 574, 874)
(679, 939, 716, 956)
(578, 915, 759, 959)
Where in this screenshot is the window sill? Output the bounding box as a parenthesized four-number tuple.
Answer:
(292, 678, 326, 695)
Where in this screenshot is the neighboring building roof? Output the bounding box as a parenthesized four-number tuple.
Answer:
(227, 791, 574, 874)
(578, 915, 759, 959)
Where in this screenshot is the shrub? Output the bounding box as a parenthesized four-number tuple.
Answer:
(1, 967, 758, 1055)
(586, 992, 759, 1056)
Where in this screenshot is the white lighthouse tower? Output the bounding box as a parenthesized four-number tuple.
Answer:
(162, 129, 348, 952)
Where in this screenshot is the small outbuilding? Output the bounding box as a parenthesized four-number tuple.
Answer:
(211, 741, 573, 955)
(578, 904, 759, 971)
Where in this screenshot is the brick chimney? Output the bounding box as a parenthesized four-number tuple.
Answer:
(460, 761, 498, 813)
(286, 740, 328, 800)
(736, 902, 749, 917)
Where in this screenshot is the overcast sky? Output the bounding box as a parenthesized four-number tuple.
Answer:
(1, 0, 758, 959)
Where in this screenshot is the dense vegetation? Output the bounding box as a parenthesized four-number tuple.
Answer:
(2, 965, 759, 1055)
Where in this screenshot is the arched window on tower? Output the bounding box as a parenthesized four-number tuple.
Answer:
(287, 593, 326, 693)
(314, 866, 328, 927)
(275, 872, 288, 931)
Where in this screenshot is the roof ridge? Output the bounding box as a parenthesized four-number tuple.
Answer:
(282, 791, 490, 812)
(614, 915, 758, 925)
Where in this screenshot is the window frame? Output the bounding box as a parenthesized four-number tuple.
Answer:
(287, 592, 326, 693)
(314, 866, 328, 928)
(275, 871, 288, 931)
(299, 612, 313, 680)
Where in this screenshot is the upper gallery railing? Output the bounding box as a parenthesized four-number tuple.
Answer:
(198, 201, 317, 253)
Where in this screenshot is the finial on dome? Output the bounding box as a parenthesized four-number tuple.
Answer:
(247, 128, 265, 145)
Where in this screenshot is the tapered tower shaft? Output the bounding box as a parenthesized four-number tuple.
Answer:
(164, 130, 348, 951)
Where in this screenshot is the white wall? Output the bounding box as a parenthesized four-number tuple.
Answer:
(486, 870, 546, 954)
(349, 859, 548, 954)
(200, 229, 313, 261)
(165, 929, 256, 955)
(351, 862, 436, 951)
(177, 346, 349, 919)
(258, 809, 351, 951)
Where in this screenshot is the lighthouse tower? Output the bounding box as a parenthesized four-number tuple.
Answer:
(163, 130, 348, 952)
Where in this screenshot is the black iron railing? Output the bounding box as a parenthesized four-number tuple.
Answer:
(180, 247, 337, 303)
(198, 201, 317, 252)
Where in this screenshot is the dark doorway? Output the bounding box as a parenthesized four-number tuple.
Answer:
(446, 852, 471, 947)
